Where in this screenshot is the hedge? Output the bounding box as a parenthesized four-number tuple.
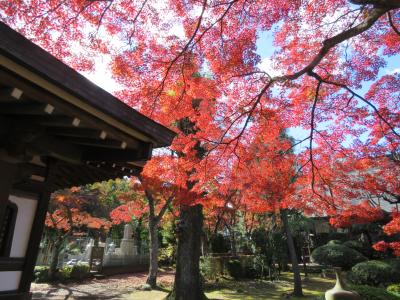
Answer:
(311, 243, 367, 270)
(349, 260, 400, 287)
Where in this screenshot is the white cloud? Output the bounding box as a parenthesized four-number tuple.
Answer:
(82, 55, 122, 94)
(258, 57, 282, 77)
(386, 68, 400, 75)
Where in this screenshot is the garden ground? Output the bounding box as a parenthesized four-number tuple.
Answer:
(31, 271, 335, 299)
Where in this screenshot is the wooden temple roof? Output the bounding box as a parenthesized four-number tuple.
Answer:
(0, 22, 176, 192)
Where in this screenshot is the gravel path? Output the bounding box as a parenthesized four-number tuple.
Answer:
(31, 270, 175, 299)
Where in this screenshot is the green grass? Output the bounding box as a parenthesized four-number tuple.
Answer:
(204, 272, 334, 300)
(126, 272, 335, 300)
(126, 290, 168, 300)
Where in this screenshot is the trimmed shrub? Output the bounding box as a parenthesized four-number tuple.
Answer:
(201, 255, 261, 280)
(57, 265, 73, 281)
(70, 263, 90, 280)
(349, 284, 399, 300)
(349, 260, 400, 287)
(387, 258, 400, 273)
(200, 257, 223, 280)
(387, 284, 400, 297)
(311, 244, 367, 270)
(327, 240, 342, 245)
(343, 240, 371, 257)
(33, 266, 50, 283)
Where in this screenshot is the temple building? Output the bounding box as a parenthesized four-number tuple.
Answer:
(0, 22, 175, 299)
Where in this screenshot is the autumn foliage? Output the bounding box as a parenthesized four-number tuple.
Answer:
(1, 0, 400, 263)
(46, 187, 111, 233)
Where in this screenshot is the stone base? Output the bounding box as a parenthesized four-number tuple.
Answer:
(120, 239, 137, 256)
(325, 289, 362, 300)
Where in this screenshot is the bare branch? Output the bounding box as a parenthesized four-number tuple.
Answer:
(388, 11, 400, 36)
(308, 71, 400, 138)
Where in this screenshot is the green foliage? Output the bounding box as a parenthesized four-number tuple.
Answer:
(251, 228, 288, 266)
(160, 219, 176, 247)
(315, 232, 348, 247)
(327, 240, 342, 245)
(200, 257, 224, 280)
(328, 232, 348, 241)
(387, 284, 400, 297)
(158, 245, 176, 266)
(349, 284, 400, 300)
(387, 258, 400, 272)
(57, 264, 91, 282)
(227, 259, 243, 279)
(33, 266, 50, 283)
(343, 240, 371, 257)
(57, 265, 73, 281)
(311, 243, 367, 270)
(210, 233, 230, 253)
(70, 263, 90, 280)
(349, 260, 400, 286)
(288, 211, 314, 235)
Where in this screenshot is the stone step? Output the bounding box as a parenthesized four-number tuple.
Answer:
(93, 273, 106, 280)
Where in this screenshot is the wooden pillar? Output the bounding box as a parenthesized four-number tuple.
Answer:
(0, 161, 18, 229)
(18, 158, 57, 294)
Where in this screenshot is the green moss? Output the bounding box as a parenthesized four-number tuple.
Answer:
(349, 284, 400, 300)
(387, 284, 400, 297)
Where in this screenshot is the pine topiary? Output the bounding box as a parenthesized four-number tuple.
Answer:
(311, 243, 367, 270)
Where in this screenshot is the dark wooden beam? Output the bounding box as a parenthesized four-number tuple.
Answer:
(46, 127, 106, 139)
(59, 136, 127, 149)
(82, 143, 152, 162)
(19, 158, 57, 293)
(0, 87, 24, 102)
(0, 258, 25, 271)
(0, 23, 176, 147)
(0, 161, 18, 243)
(12, 180, 45, 194)
(0, 68, 154, 150)
(0, 291, 31, 300)
(0, 102, 51, 115)
(10, 115, 83, 128)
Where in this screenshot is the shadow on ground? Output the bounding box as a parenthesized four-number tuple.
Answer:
(127, 273, 334, 300)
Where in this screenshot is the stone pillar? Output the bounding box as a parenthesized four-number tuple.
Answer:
(120, 224, 137, 256)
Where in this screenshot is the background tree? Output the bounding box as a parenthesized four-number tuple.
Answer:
(45, 187, 111, 279)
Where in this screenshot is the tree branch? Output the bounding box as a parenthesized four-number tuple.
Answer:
(308, 71, 400, 138)
(388, 11, 400, 36)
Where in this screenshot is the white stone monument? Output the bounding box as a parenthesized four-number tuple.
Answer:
(120, 224, 138, 256)
(82, 238, 94, 262)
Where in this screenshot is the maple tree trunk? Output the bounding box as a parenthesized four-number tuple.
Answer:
(230, 229, 237, 256)
(48, 239, 63, 280)
(168, 204, 206, 300)
(282, 210, 304, 297)
(146, 217, 159, 288)
(135, 218, 143, 254)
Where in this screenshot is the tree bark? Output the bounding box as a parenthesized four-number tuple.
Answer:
(168, 204, 206, 300)
(143, 186, 174, 289)
(230, 230, 237, 256)
(135, 217, 143, 254)
(281, 210, 304, 297)
(48, 238, 63, 280)
(146, 216, 159, 288)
